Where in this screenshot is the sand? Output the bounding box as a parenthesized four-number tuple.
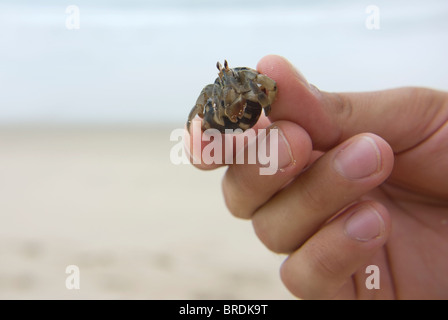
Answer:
(0, 125, 294, 299)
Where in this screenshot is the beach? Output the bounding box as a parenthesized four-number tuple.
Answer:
(0, 125, 294, 299)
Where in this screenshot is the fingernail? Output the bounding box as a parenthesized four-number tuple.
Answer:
(333, 136, 381, 179)
(277, 127, 296, 170)
(260, 126, 295, 171)
(345, 206, 384, 241)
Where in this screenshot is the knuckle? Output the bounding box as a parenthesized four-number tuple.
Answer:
(281, 243, 346, 299)
(280, 254, 337, 300)
(305, 242, 344, 281)
(280, 257, 322, 300)
(252, 209, 295, 254)
(296, 178, 327, 214)
(331, 92, 354, 120)
(280, 259, 306, 298)
(404, 86, 428, 103)
(404, 86, 446, 113)
(252, 214, 278, 252)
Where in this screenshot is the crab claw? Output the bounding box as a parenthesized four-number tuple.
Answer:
(225, 97, 246, 123)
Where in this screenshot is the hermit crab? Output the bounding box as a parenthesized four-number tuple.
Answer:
(186, 60, 277, 133)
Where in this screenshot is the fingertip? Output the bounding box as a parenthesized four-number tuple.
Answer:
(257, 54, 308, 85)
(362, 133, 395, 180)
(184, 120, 224, 170)
(256, 55, 288, 74)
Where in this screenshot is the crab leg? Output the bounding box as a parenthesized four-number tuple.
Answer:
(255, 74, 277, 105)
(187, 84, 216, 131)
(186, 104, 203, 132)
(225, 95, 246, 123)
(244, 80, 272, 116)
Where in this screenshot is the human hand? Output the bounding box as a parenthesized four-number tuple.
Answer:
(187, 55, 448, 299)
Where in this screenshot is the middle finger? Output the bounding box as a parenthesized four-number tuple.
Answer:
(252, 133, 394, 253)
(222, 120, 313, 219)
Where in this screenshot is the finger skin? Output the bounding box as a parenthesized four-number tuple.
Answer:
(280, 201, 391, 300)
(252, 133, 394, 253)
(257, 55, 448, 152)
(222, 121, 312, 219)
(185, 115, 272, 171)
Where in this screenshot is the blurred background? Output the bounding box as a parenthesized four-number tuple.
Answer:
(0, 0, 447, 299)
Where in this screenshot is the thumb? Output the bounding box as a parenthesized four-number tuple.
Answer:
(257, 55, 448, 152)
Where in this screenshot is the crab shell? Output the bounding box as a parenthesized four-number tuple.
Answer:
(187, 61, 277, 134)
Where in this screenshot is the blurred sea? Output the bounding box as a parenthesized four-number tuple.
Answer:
(0, 0, 447, 124)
